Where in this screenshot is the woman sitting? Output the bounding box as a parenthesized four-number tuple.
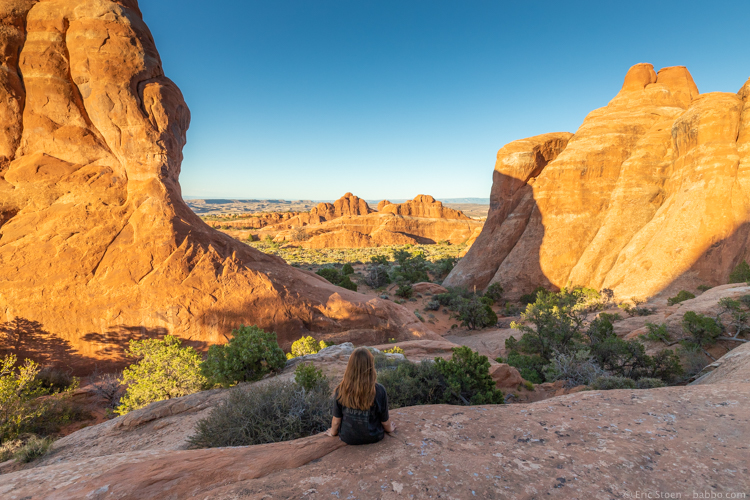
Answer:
(326, 347, 395, 444)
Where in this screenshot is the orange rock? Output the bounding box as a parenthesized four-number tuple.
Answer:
(411, 282, 449, 295)
(488, 362, 524, 388)
(447, 63, 750, 301)
(0, 0, 433, 364)
(376, 199, 393, 211)
(380, 194, 471, 220)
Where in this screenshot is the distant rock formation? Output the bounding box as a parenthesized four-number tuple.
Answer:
(0, 0, 432, 362)
(310, 192, 373, 219)
(379, 195, 471, 220)
(446, 63, 750, 301)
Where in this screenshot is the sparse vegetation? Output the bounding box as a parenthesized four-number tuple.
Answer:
(640, 323, 671, 343)
(697, 284, 712, 292)
(455, 295, 497, 330)
(667, 290, 696, 306)
(434, 346, 504, 405)
(201, 326, 286, 387)
(395, 284, 413, 299)
(1, 354, 45, 442)
(382, 346, 405, 355)
(293, 363, 329, 392)
(116, 335, 207, 415)
(391, 249, 430, 285)
(12, 435, 54, 463)
(484, 283, 504, 304)
(188, 378, 331, 448)
(681, 312, 722, 359)
(316, 267, 357, 291)
(341, 263, 355, 275)
(286, 335, 330, 360)
(519, 286, 547, 306)
(728, 260, 750, 283)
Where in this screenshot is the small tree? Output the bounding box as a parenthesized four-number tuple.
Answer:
(667, 290, 695, 306)
(286, 336, 329, 359)
(341, 263, 355, 275)
(0, 355, 45, 441)
(681, 312, 722, 360)
(484, 283, 504, 304)
(201, 326, 286, 387)
(435, 347, 504, 405)
(391, 249, 430, 285)
(728, 260, 750, 283)
(455, 296, 497, 330)
(116, 335, 206, 415)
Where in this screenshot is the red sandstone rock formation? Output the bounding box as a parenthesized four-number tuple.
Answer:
(0, 0, 434, 362)
(380, 194, 471, 220)
(311, 192, 373, 219)
(446, 63, 750, 301)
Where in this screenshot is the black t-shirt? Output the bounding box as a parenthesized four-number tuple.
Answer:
(333, 383, 389, 445)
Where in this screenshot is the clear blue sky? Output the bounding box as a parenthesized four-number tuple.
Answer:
(140, 0, 750, 200)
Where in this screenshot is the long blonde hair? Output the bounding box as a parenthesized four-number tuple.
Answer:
(336, 347, 376, 410)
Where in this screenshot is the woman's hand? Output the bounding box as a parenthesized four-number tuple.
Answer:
(382, 419, 396, 433)
(325, 428, 337, 437)
(327, 416, 342, 437)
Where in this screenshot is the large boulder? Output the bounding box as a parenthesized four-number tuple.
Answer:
(0, 0, 433, 364)
(446, 63, 750, 302)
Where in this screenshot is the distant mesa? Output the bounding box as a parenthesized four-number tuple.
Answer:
(378, 194, 472, 220)
(446, 62, 750, 301)
(0, 0, 433, 363)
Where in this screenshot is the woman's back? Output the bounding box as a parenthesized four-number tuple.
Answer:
(333, 382, 389, 445)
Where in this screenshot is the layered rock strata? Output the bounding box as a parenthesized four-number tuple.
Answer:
(0, 0, 432, 361)
(447, 63, 750, 300)
(378, 194, 471, 220)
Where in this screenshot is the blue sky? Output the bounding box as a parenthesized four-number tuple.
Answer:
(140, 0, 750, 200)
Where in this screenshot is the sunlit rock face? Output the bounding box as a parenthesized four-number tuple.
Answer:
(0, 0, 431, 363)
(446, 63, 750, 301)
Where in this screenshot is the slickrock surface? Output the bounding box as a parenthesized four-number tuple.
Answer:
(3, 384, 748, 499)
(0, 0, 432, 361)
(447, 63, 750, 301)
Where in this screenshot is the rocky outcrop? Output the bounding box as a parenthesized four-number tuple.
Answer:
(447, 63, 750, 301)
(310, 192, 373, 219)
(274, 212, 484, 247)
(379, 194, 471, 220)
(0, 0, 433, 362)
(4, 383, 748, 498)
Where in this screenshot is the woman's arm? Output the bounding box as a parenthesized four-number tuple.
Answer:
(382, 418, 396, 433)
(326, 416, 342, 437)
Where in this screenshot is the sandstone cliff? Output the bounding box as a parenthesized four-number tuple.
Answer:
(0, 0, 432, 362)
(446, 63, 750, 300)
(379, 194, 471, 220)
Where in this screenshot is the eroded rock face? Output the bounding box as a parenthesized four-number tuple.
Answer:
(380, 194, 471, 220)
(447, 63, 750, 301)
(0, 0, 432, 362)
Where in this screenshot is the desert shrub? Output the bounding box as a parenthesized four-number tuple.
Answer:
(635, 377, 666, 389)
(201, 326, 286, 387)
(510, 289, 588, 363)
(372, 351, 402, 371)
(424, 299, 440, 311)
(188, 380, 331, 448)
(503, 302, 521, 316)
(542, 349, 609, 387)
(395, 284, 413, 299)
(619, 300, 657, 317)
(382, 346, 404, 355)
(729, 260, 750, 283)
(667, 290, 695, 306)
(697, 284, 712, 292)
(34, 368, 76, 394)
(12, 435, 53, 463)
(589, 376, 637, 390)
(289, 227, 310, 242)
(391, 249, 430, 285)
(377, 360, 448, 408)
(366, 263, 391, 288)
(519, 286, 547, 305)
(286, 335, 329, 359)
(484, 283, 504, 304)
(435, 346, 504, 405)
(676, 344, 710, 379)
(1, 355, 46, 442)
(414, 310, 425, 322)
(434, 287, 473, 309)
(498, 348, 547, 384)
(341, 263, 355, 275)
(117, 335, 207, 415)
(338, 276, 357, 291)
(294, 363, 329, 392)
(316, 267, 357, 291)
(681, 311, 722, 350)
(640, 323, 671, 343)
(455, 296, 497, 330)
(0, 438, 22, 462)
(432, 257, 457, 279)
(91, 370, 124, 411)
(370, 255, 389, 266)
(717, 298, 749, 338)
(600, 288, 615, 303)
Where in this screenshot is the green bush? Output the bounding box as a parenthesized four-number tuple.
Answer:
(294, 363, 329, 392)
(377, 361, 450, 408)
(366, 263, 391, 288)
(116, 335, 207, 415)
(519, 286, 547, 305)
(286, 335, 329, 359)
(499, 350, 547, 384)
(395, 284, 413, 299)
(728, 260, 750, 283)
(424, 299, 440, 311)
(589, 376, 637, 390)
(341, 263, 355, 275)
(435, 346, 504, 405)
(201, 326, 286, 387)
(188, 380, 331, 448)
(391, 249, 430, 285)
(432, 257, 457, 279)
(1, 355, 46, 442)
(12, 435, 53, 463)
(34, 368, 76, 394)
(640, 323, 671, 343)
(541, 349, 608, 387)
(434, 287, 473, 309)
(697, 284, 712, 292)
(455, 296, 497, 330)
(667, 290, 695, 306)
(635, 377, 666, 389)
(0, 438, 22, 462)
(681, 311, 722, 349)
(316, 267, 357, 291)
(484, 283, 504, 304)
